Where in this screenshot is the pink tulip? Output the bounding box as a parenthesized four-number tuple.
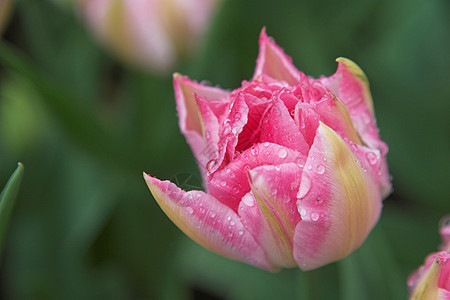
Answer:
(144, 29, 391, 271)
(77, 0, 221, 73)
(408, 217, 450, 299)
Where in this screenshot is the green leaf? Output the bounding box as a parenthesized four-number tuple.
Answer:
(0, 40, 139, 172)
(0, 163, 24, 253)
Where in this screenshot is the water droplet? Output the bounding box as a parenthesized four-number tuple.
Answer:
(233, 187, 239, 194)
(227, 232, 233, 238)
(299, 208, 307, 217)
(278, 148, 288, 159)
(223, 125, 231, 135)
(226, 168, 231, 173)
(196, 193, 202, 198)
(316, 196, 322, 203)
(234, 112, 241, 121)
(227, 216, 232, 221)
(220, 181, 227, 187)
(199, 207, 206, 214)
(307, 163, 312, 170)
(297, 173, 311, 199)
(230, 221, 235, 226)
(238, 230, 244, 235)
(210, 212, 216, 218)
(205, 131, 211, 140)
(206, 159, 217, 171)
(316, 164, 325, 174)
(186, 207, 193, 214)
(242, 194, 255, 207)
(366, 152, 378, 165)
(311, 212, 320, 221)
(243, 164, 251, 171)
(263, 142, 270, 147)
(251, 146, 259, 156)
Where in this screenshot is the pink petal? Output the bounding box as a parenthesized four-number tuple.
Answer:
(294, 102, 320, 147)
(143, 173, 273, 271)
(311, 92, 362, 144)
(208, 143, 306, 212)
(319, 58, 392, 197)
(253, 28, 301, 85)
(173, 74, 230, 172)
(238, 163, 303, 268)
(293, 122, 382, 270)
(258, 95, 310, 155)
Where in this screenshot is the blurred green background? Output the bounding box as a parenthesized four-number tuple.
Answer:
(1, 0, 449, 299)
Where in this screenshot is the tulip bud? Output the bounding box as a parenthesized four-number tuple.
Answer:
(408, 217, 450, 299)
(144, 29, 391, 271)
(0, 0, 13, 35)
(77, 0, 221, 73)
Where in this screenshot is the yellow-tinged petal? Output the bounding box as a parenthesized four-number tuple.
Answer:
(335, 57, 374, 115)
(294, 122, 382, 270)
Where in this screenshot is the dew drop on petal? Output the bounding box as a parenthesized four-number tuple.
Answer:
(251, 146, 259, 156)
(230, 221, 235, 226)
(220, 181, 227, 187)
(299, 208, 307, 217)
(206, 159, 217, 172)
(238, 230, 244, 235)
(316, 164, 325, 174)
(210, 212, 216, 218)
(278, 148, 288, 159)
(186, 207, 193, 214)
(234, 112, 241, 121)
(297, 173, 311, 199)
(316, 196, 323, 203)
(242, 194, 255, 207)
(205, 131, 211, 140)
(366, 152, 378, 165)
(223, 125, 231, 135)
(227, 216, 231, 221)
(227, 232, 233, 238)
(226, 168, 231, 173)
(307, 163, 312, 170)
(263, 142, 270, 147)
(311, 212, 320, 221)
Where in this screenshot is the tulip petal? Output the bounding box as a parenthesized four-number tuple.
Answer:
(294, 102, 320, 147)
(143, 173, 273, 271)
(319, 59, 392, 198)
(174, 73, 230, 135)
(259, 95, 310, 155)
(208, 143, 306, 212)
(239, 163, 302, 268)
(409, 252, 450, 300)
(293, 122, 382, 270)
(319, 57, 374, 115)
(173, 74, 230, 171)
(253, 28, 301, 85)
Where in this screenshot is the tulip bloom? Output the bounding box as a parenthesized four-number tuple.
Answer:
(144, 29, 391, 271)
(77, 0, 221, 73)
(408, 217, 450, 299)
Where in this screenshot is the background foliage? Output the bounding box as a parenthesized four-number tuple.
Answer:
(1, 0, 449, 299)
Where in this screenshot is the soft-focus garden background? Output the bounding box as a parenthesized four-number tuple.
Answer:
(1, 0, 449, 299)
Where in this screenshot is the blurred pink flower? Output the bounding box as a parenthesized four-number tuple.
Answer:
(0, 0, 13, 35)
(144, 29, 391, 271)
(408, 216, 450, 299)
(78, 0, 221, 73)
